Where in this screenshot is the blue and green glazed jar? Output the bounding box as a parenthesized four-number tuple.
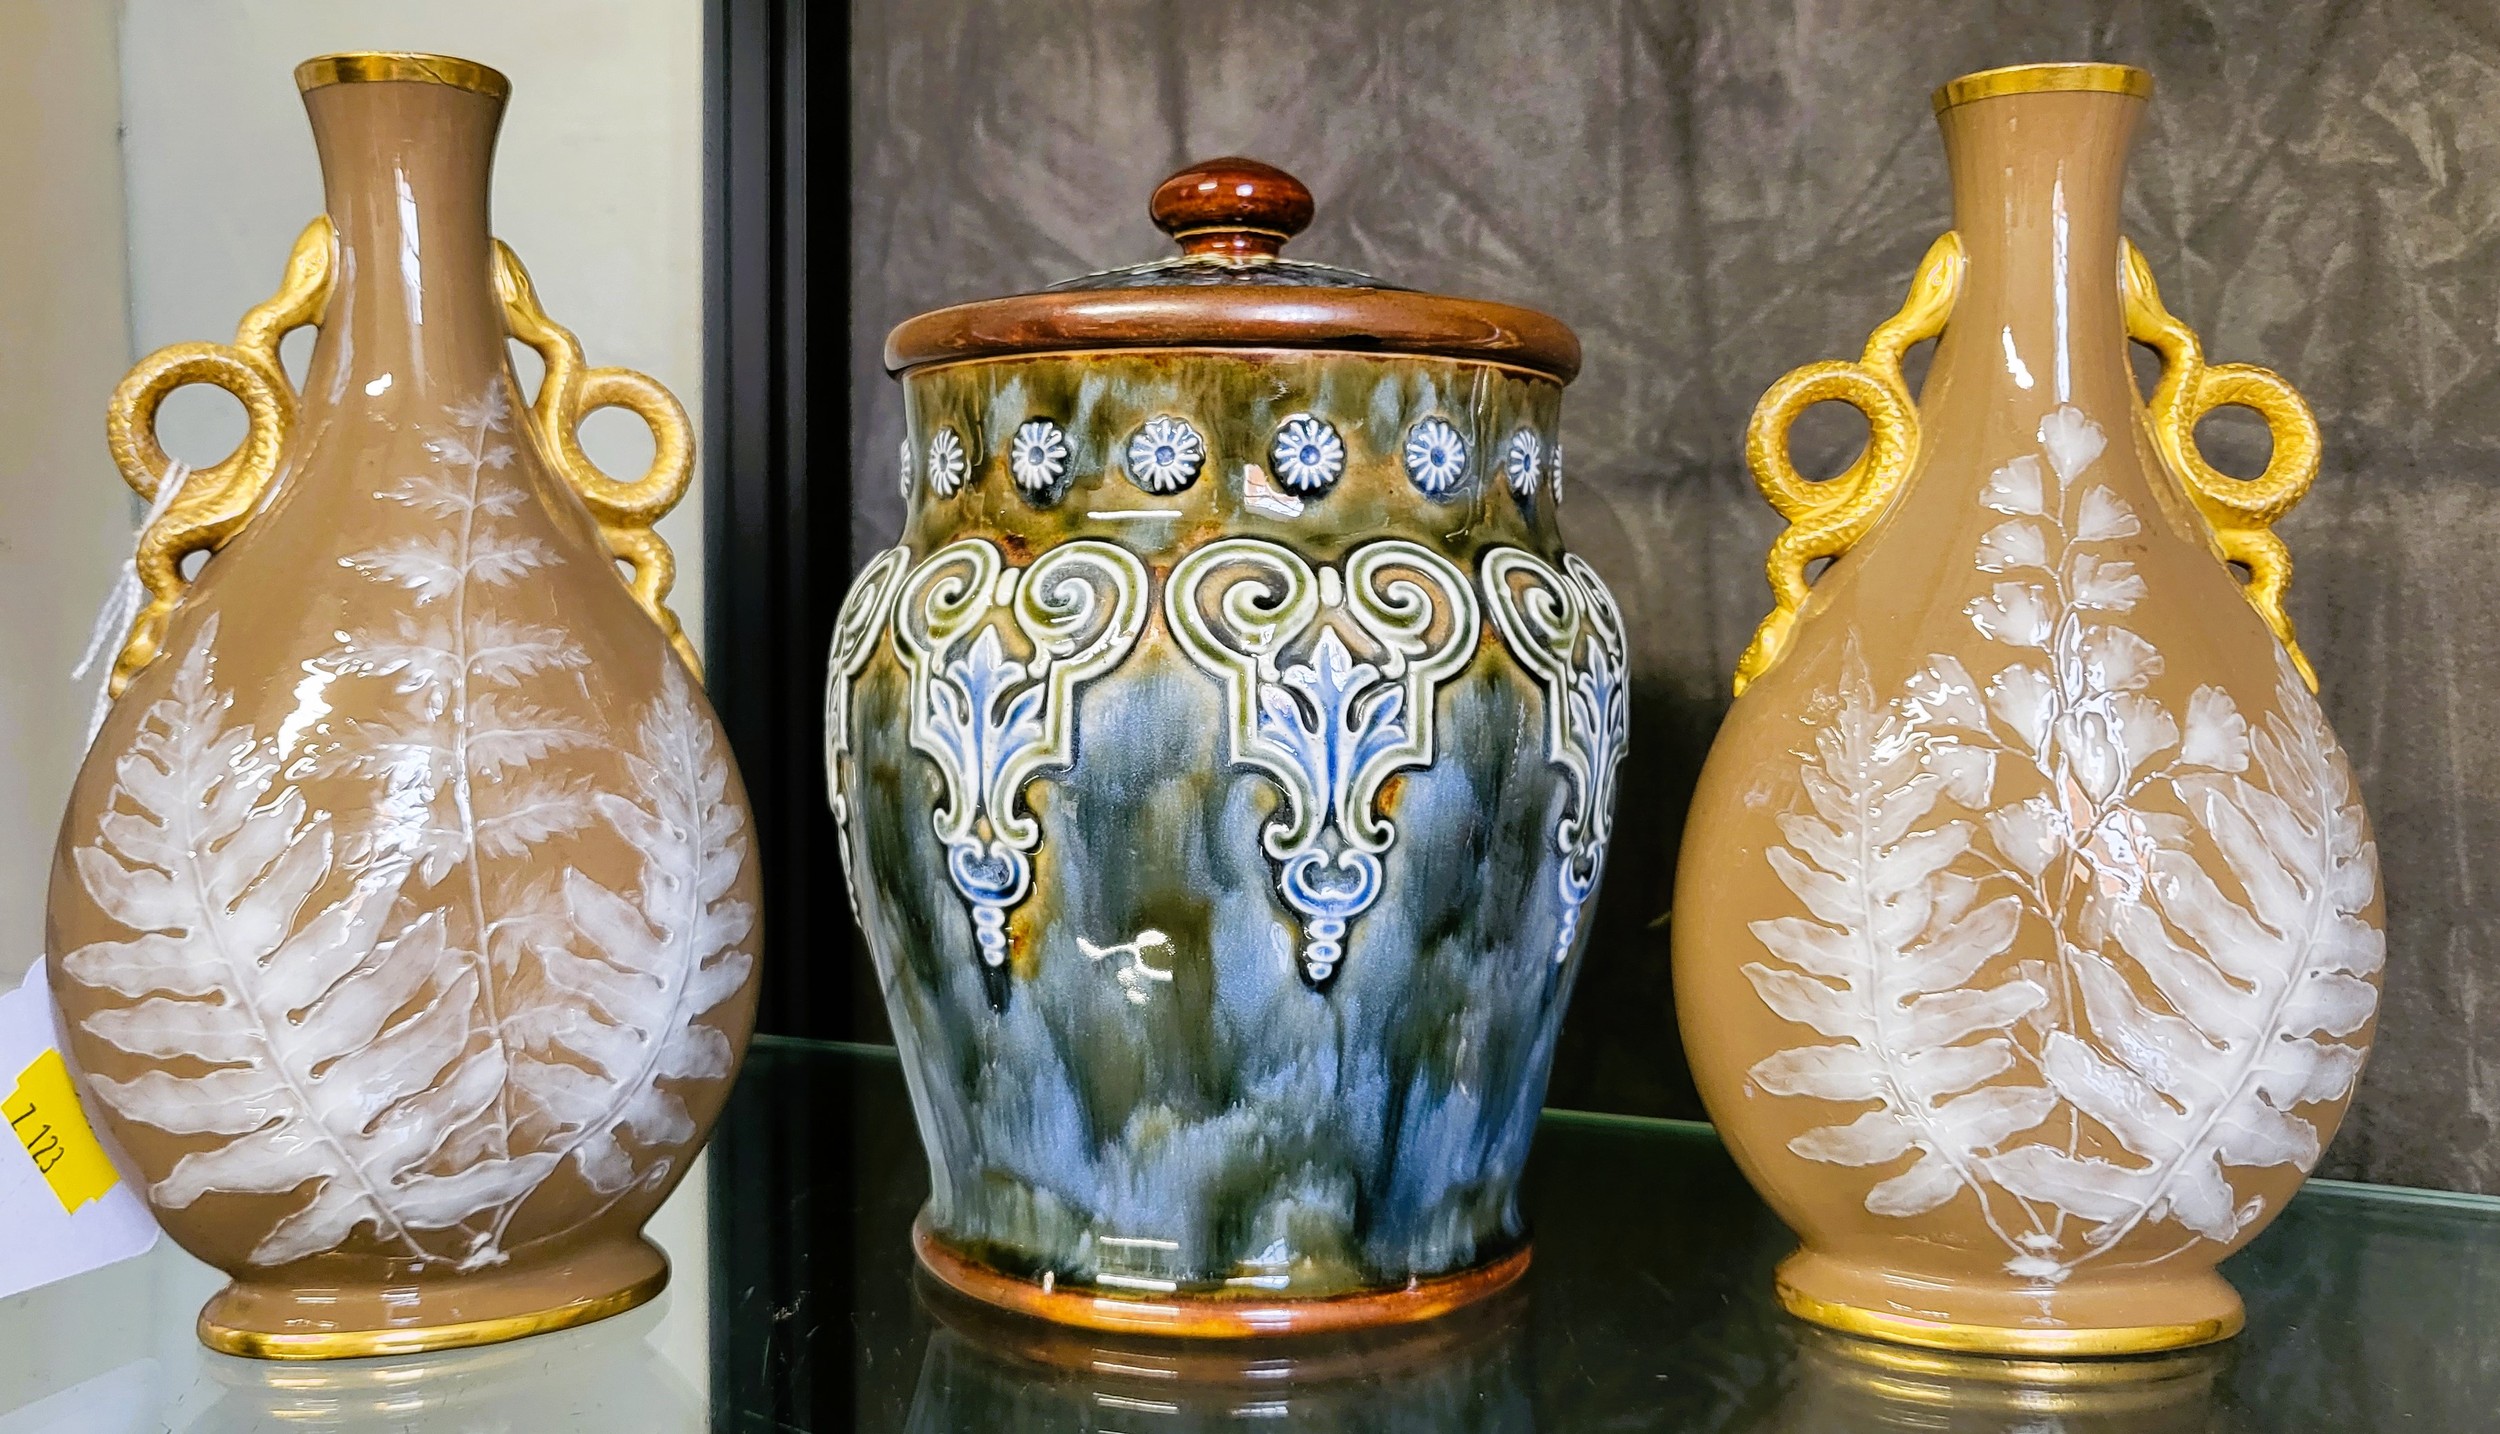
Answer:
(827, 159, 1627, 1335)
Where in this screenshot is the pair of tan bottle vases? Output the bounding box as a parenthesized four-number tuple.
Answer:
(46, 54, 2376, 1362)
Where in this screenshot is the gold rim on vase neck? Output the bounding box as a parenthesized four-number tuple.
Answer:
(1932, 62, 2153, 115)
(295, 51, 511, 100)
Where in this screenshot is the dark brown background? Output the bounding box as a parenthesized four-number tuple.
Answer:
(843, 0, 2500, 1194)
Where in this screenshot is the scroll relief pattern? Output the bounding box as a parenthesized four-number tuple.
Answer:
(1741, 403, 2382, 1286)
(893, 537, 1150, 968)
(60, 387, 755, 1270)
(825, 544, 914, 925)
(1167, 538, 1478, 985)
(1482, 550, 1631, 964)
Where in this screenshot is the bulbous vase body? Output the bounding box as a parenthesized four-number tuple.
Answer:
(45, 55, 759, 1358)
(828, 161, 1625, 1335)
(1673, 67, 2382, 1355)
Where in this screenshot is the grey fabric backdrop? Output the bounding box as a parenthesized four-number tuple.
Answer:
(849, 0, 2500, 1194)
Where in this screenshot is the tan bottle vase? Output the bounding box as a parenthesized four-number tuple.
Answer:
(1674, 63, 2383, 1355)
(45, 53, 761, 1359)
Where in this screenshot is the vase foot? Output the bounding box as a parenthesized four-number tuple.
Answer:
(1773, 1247, 2243, 1357)
(198, 1236, 670, 1360)
(912, 1215, 1529, 1339)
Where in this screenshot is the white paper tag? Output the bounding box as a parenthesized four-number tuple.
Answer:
(0, 959, 159, 1301)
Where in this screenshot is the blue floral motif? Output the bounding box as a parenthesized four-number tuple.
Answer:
(927, 427, 969, 496)
(1270, 414, 1346, 494)
(1166, 538, 1478, 986)
(1480, 548, 1630, 964)
(1504, 429, 1543, 499)
(894, 539, 1151, 975)
(1553, 627, 1628, 953)
(1401, 417, 1469, 498)
(921, 626, 1047, 963)
(1125, 415, 1205, 494)
(825, 544, 913, 928)
(1256, 629, 1412, 974)
(1010, 418, 1069, 496)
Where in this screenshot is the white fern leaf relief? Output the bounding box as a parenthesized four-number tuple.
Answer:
(64, 624, 558, 1266)
(343, 612, 465, 691)
(1743, 650, 2052, 1222)
(462, 693, 599, 774)
(474, 773, 601, 858)
(1746, 403, 2381, 1285)
(466, 536, 561, 587)
(1986, 653, 2382, 1250)
(506, 662, 756, 1198)
(63, 383, 751, 1269)
(469, 617, 593, 685)
(336, 388, 592, 906)
(345, 537, 471, 602)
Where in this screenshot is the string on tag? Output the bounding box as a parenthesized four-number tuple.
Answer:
(72, 460, 193, 751)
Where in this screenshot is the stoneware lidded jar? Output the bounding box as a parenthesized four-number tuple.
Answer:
(47, 53, 760, 1358)
(828, 159, 1626, 1335)
(1674, 64, 2382, 1355)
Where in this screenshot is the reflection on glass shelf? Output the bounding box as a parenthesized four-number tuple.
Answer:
(1768, 1329, 2227, 1433)
(712, 1039, 2500, 1433)
(162, 1302, 701, 1433)
(901, 1294, 2239, 1434)
(7, 1040, 2493, 1431)
(907, 1279, 1535, 1429)
(0, 1249, 703, 1434)
(0, 1165, 709, 1433)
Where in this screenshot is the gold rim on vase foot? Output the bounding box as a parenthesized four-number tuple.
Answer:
(912, 1216, 1530, 1339)
(1775, 1276, 2244, 1358)
(198, 1262, 669, 1361)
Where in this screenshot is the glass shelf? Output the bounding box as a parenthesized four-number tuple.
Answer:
(710, 1038, 2500, 1432)
(6, 1035, 2494, 1431)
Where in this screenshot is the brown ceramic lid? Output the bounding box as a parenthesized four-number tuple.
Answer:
(884, 157, 1580, 382)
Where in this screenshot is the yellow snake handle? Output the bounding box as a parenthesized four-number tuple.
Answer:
(2121, 240, 2325, 690)
(493, 241, 701, 677)
(1733, 232, 1964, 696)
(102, 217, 334, 696)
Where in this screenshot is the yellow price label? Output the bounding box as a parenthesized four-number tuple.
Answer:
(5, 1049, 121, 1214)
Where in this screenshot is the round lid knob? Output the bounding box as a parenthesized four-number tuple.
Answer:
(1150, 157, 1314, 259)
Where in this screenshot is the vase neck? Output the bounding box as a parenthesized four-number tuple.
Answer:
(1924, 86, 2143, 422)
(300, 75, 508, 403)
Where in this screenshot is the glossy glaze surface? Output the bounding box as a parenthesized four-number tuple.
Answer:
(1674, 68, 2379, 1352)
(46, 59, 758, 1356)
(839, 347, 1621, 1307)
(832, 164, 1623, 1323)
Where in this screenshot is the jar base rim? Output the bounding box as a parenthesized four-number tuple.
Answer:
(913, 1215, 1529, 1339)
